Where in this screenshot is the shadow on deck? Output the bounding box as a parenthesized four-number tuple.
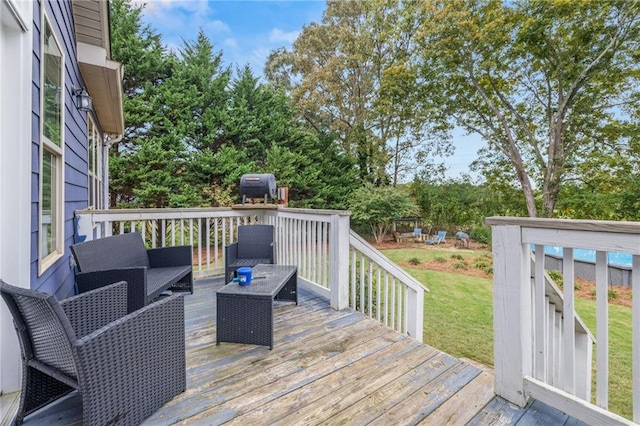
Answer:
(2, 277, 584, 425)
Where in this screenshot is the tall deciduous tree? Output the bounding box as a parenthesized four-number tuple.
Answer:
(416, 0, 640, 217)
(266, 0, 447, 186)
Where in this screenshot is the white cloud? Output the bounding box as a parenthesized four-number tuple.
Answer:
(268, 28, 299, 44)
(224, 38, 238, 49)
(204, 20, 231, 34)
(137, 0, 226, 34)
(138, 0, 210, 17)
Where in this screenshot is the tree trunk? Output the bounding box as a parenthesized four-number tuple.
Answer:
(540, 114, 565, 218)
(392, 135, 400, 187)
(513, 158, 538, 218)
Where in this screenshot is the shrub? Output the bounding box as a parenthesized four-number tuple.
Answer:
(545, 270, 581, 290)
(547, 270, 563, 287)
(452, 260, 468, 270)
(409, 257, 421, 266)
(450, 254, 464, 260)
(434, 256, 447, 263)
(480, 265, 493, 274)
(590, 289, 620, 300)
(470, 226, 491, 245)
(473, 256, 493, 275)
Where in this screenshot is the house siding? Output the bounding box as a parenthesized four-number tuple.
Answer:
(31, 0, 90, 298)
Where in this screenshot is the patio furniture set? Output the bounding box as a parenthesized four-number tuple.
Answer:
(1, 225, 296, 425)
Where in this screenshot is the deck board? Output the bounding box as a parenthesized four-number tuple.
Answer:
(2, 276, 584, 425)
(419, 371, 496, 425)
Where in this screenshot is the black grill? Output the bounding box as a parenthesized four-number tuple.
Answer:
(239, 174, 277, 204)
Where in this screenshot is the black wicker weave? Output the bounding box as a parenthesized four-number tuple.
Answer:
(70, 232, 193, 313)
(216, 264, 297, 349)
(225, 225, 274, 283)
(0, 280, 186, 425)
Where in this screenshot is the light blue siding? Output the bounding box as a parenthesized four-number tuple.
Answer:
(31, 0, 92, 298)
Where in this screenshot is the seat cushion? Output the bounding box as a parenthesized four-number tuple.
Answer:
(228, 258, 272, 268)
(147, 266, 192, 297)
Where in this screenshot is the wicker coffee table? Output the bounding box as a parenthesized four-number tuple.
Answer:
(216, 264, 298, 349)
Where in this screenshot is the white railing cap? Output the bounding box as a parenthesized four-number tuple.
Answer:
(349, 230, 429, 293)
(277, 206, 351, 216)
(76, 206, 352, 217)
(486, 216, 640, 234)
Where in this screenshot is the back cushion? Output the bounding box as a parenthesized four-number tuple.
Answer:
(236, 225, 274, 259)
(72, 233, 151, 272)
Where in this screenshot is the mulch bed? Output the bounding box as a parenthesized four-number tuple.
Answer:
(372, 237, 632, 308)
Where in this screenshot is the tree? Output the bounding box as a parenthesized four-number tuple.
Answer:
(164, 30, 231, 154)
(109, 0, 170, 206)
(266, 0, 448, 186)
(265, 132, 361, 209)
(416, 0, 640, 217)
(349, 184, 419, 243)
(410, 175, 526, 230)
(108, 1, 370, 209)
(161, 30, 234, 206)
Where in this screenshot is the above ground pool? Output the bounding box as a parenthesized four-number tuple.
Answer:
(535, 245, 632, 268)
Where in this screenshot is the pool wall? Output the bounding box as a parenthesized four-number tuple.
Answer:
(542, 253, 632, 287)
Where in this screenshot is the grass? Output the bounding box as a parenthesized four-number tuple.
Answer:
(382, 249, 494, 366)
(381, 247, 633, 420)
(575, 298, 633, 419)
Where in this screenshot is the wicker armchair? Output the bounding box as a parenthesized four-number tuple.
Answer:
(225, 225, 274, 283)
(0, 280, 186, 425)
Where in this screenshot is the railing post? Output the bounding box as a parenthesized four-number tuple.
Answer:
(329, 213, 349, 310)
(492, 224, 532, 407)
(406, 287, 424, 342)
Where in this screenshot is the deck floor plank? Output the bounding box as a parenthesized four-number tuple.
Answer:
(318, 358, 471, 426)
(171, 328, 412, 424)
(418, 371, 496, 425)
(466, 396, 528, 425)
(265, 343, 441, 426)
(367, 363, 481, 426)
(154, 318, 400, 424)
(1, 276, 584, 425)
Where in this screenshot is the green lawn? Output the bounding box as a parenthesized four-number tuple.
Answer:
(381, 247, 633, 420)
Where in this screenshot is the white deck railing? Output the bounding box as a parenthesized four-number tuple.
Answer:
(349, 231, 426, 340)
(75, 207, 426, 341)
(487, 217, 640, 425)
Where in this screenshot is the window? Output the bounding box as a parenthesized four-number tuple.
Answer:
(39, 13, 64, 271)
(88, 117, 103, 209)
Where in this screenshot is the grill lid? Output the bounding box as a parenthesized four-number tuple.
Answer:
(239, 173, 277, 203)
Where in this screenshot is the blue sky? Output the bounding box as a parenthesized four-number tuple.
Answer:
(137, 0, 326, 77)
(137, 0, 483, 179)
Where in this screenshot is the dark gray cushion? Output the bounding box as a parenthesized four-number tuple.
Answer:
(236, 225, 273, 259)
(146, 266, 192, 295)
(72, 233, 151, 271)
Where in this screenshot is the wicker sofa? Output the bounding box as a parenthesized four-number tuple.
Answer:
(70, 232, 193, 313)
(0, 280, 186, 425)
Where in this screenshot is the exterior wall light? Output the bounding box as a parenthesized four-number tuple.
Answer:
(74, 87, 93, 112)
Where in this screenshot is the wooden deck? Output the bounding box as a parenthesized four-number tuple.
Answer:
(2, 277, 585, 425)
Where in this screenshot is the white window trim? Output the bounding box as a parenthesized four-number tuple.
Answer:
(38, 8, 65, 274)
(88, 116, 103, 210)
